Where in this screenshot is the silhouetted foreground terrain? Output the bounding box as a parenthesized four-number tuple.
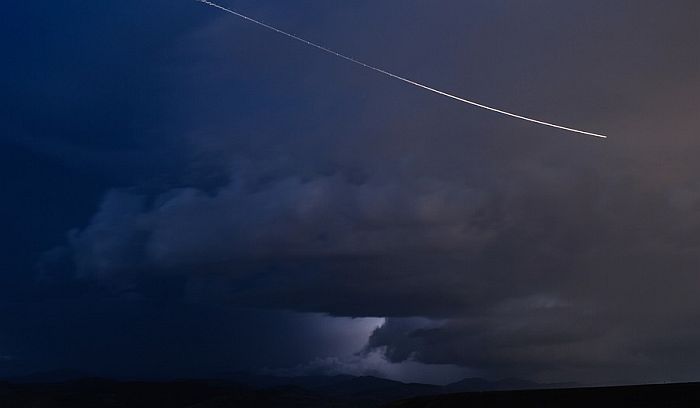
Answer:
(1, 374, 699, 407)
(0, 372, 573, 407)
(387, 382, 700, 408)
(2, 379, 353, 408)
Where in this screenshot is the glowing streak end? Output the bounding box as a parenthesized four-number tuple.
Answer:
(196, 0, 608, 139)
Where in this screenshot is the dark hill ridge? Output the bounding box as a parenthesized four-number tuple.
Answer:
(386, 382, 700, 408)
(181, 373, 568, 401)
(0, 379, 364, 408)
(315, 375, 441, 402)
(0, 373, 578, 407)
(2, 376, 700, 407)
(210, 373, 567, 394)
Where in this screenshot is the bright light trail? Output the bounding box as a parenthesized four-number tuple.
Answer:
(196, 0, 608, 139)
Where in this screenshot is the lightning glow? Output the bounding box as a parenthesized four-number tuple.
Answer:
(196, 0, 608, 139)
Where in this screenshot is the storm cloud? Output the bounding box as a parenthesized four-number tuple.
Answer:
(11, 0, 700, 384)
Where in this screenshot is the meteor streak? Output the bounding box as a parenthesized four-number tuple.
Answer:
(196, 0, 608, 139)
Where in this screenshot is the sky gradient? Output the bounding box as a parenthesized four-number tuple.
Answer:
(2, 0, 700, 385)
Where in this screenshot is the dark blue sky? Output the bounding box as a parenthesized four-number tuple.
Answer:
(2, 0, 700, 385)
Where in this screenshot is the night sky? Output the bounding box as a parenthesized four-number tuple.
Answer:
(2, 0, 700, 385)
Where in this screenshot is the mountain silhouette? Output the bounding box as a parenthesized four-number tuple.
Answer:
(0, 372, 582, 407)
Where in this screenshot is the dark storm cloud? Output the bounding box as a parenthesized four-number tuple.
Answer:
(24, 0, 700, 383)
